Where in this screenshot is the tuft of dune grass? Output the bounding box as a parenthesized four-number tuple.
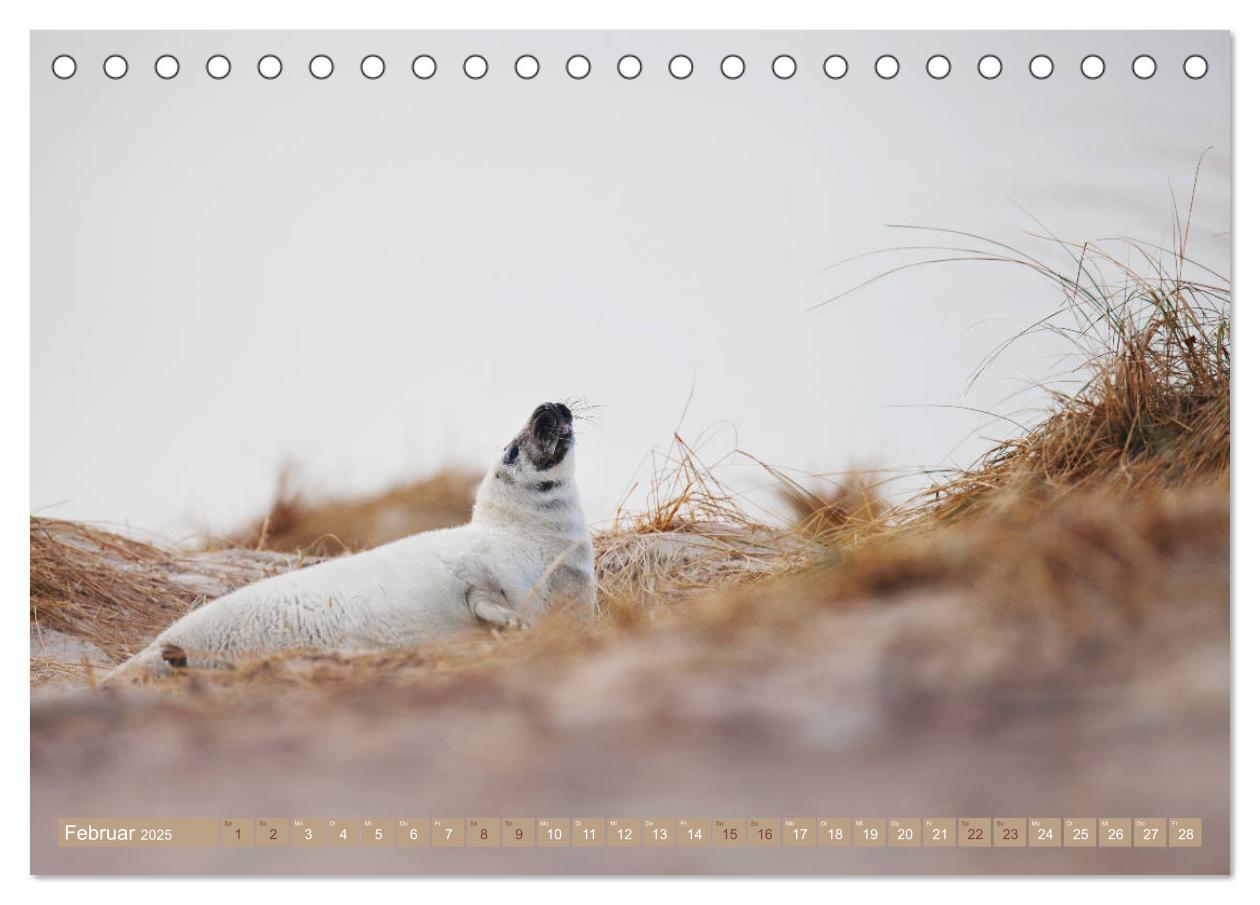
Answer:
(222, 467, 480, 556)
(30, 518, 313, 667)
(775, 468, 888, 541)
(893, 230, 1229, 522)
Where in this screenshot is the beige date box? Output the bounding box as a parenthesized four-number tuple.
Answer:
(467, 818, 500, 847)
(327, 818, 358, 847)
(255, 818, 289, 847)
(959, 818, 991, 847)
(537, 818, 570, 847)
(994, 817, 1027, 847)
(643, 817, 678, 847)
(607, 817, 641, 847)
(1099, 817, 1132, 847)
(713, 818, 746, 847)
(221, 818, 253, 847)
(1169, 818, 1202, 847)
(889, 818, 921, 847)
(572, 818, 604, 847)
(679, 817, 712, 847)
(432, 818, 465, 847)
(396, 818, 429, 847)
(500, 817, 534, 847)
(748, 817, 781, 847)
(1064, 817, 1097, 847)
(1134, 817, 1167, 847)
(924, 817, 956, 847)
(783, 818, 816, 847)
(1028, 817, 1062, 847)
(854, 817, 885, 848)
(818, 818, 852, 846)
(362, 817, 392, 847)
(291, 817, 323, 847)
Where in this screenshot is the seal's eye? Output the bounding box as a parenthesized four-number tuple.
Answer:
(503, 442, 520, 466)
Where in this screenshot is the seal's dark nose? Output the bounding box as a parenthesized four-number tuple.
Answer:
(532, 402, 573, 432)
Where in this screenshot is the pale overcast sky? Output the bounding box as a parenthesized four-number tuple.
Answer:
(31, 30, 1230, 538)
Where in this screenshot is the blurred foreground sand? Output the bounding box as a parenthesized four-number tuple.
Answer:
(31, 527, 1228, 874)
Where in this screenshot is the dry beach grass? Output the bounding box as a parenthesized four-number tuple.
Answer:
(29, 230, 1230, 687)
(29, 227, 1232, 873)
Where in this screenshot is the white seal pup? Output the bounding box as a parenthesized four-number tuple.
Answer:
(103, 402, 596, 683)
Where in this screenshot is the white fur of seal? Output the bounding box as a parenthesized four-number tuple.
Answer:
(103, 403, 595, 684)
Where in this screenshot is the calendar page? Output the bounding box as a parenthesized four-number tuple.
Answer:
(29, 29, 1230, 875)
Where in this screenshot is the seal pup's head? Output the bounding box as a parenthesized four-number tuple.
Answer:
(472, 402, 586, 532)
(510, 402, 575, 475)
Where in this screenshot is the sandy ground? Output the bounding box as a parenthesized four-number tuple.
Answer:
(31, 540, 1229, 875)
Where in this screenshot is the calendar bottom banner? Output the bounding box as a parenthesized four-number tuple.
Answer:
(57, 817, 1205, 849)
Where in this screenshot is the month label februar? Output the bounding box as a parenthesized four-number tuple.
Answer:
(58, 819, 218, 848)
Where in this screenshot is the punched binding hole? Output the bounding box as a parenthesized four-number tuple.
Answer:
(257, 55, 282, 79)
(926, 55, 951, 79)
(1080, 54, 1105, 79)
(669, 55, 693, 79)
(206, 54, 231, 79)
(51, 55, 77, 79)
(412, 55, 437, 79)
(103, 54, 128, 79)
(617, 55, 642, 79)
(721, 55, 745, 79)
(823, 55, 848, 79)
(155, 54, 179, 79)
(309, 55, 334, 79)
(515, 55, 540, 79)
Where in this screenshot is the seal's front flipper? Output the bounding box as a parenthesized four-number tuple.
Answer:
(467, 586, 525, 630)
